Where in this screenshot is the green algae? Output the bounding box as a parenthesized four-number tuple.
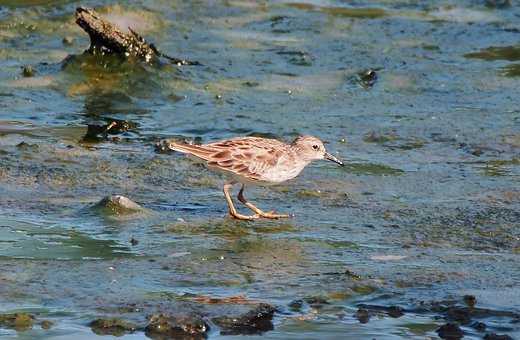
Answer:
(344, 162, 405, 176)
(465, 45, 520, 61)
(481, 158, 520, 177)
(501, 63, 520, 77)
(287, 3, 387, 19)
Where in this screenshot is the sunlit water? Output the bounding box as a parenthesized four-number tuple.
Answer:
(0, 0, 519, 339)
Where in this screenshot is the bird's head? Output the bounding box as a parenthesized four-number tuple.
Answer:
(292, 135, 344, 166)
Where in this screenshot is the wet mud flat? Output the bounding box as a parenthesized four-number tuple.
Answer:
(1, 0, 520, 339)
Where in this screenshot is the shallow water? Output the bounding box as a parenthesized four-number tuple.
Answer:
(0, 0, 519, 339)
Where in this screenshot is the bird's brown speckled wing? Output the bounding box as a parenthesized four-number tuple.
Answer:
(167, 137, 286, 181)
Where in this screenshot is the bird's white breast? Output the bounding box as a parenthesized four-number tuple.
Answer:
(258, 157, 310, 183)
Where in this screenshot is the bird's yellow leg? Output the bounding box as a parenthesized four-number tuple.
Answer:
(223, 183, 259, 220)
(237, 185, 290, 219)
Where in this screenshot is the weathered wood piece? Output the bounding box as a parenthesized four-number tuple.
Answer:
(75, 6, 198, 65)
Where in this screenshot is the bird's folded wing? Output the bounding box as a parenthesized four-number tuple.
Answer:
(168, 138, 284, 181)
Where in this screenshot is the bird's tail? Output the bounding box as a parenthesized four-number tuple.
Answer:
(164, 140, 213, 161)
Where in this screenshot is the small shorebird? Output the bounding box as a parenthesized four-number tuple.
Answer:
(167, 135, 344, 220)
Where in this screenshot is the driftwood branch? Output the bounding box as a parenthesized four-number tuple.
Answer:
(75, 7, 198, 65)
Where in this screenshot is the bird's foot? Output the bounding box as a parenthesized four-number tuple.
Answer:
(228, 211, 260, 221)
(258, 211, 291, 219)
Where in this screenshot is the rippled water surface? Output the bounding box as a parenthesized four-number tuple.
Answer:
(1, 0, 519, 339)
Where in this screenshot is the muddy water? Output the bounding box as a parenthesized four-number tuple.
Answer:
(0, 0, 519, 339)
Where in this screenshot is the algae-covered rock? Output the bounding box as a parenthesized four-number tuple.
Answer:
(91, 195, 147, 216)
(145, 313, 208, 339)
(212, 303, 275, 335)
(90, 318, 137, 336)
(22, 65, 35, 77)
(0, 313, 34, 331)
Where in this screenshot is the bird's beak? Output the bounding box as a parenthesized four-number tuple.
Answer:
(324, 152, 344, 166)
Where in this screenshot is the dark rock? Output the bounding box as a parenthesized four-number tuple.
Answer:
(212, 303, 275, 335)
(355, 308, 370, 324)
(485, 0, 511, 9)
(89, 318, 137, 336)
(470, 321, 486, 331)
(358, 69, 378, 87)
(288, 299, 303, 312)
(243, 81, 259, 87)
(387, 306, 405, 318)
(145, 314, 208, 339)
(463, 295, 476, 308)
(484, 333, 514, 340)
(62, 36, 74, 45)
(303, 296, 330, 307)
(471, 148, 484, 156)
(344, 269, 362, 280)
(436, 323, 463, 339)
(83, 119, 137, 142)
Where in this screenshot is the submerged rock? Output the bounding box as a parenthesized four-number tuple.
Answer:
(463, 295, 477, 308)
(91, 195, 146, 216)
(416, 299, 520, 329)
(212, 303, 275, 335)
(288, 299, 303, 312)
(485, 0, 511, 9)
(355, 308, 370, 324)
(357, 304, 404, 318)
(90, 318, 137, 336)
(62, 36, 74, 45)
(0, 313, 34, 331)
(40, 320, 54, 330)
(484, 333, 514, 340)
(145, 314, 208, 339)
(471, 321, 486, 331)
(16, 141, 38, 151)
(436, 323, 464, 339)
(303, 296, 330, 308)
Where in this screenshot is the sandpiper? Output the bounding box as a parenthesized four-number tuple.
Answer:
(167, 135, 344, 220)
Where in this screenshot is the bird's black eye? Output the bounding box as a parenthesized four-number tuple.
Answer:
(312, 144, 319, 150)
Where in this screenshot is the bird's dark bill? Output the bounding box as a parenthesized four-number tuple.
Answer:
(324, 152, 344, 166)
